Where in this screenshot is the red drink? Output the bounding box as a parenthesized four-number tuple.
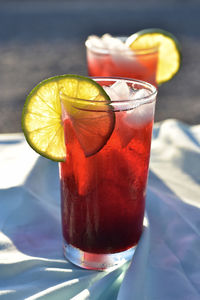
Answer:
(59, 78, 157, 269)
(85, 36, 158, 86)
(60, 116, 152, 253)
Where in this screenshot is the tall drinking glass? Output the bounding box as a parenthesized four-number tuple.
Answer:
(59, 77, 157, 270)
(85, 37, 158, 86)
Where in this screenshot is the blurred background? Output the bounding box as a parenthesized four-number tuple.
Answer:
(0, 0, 200, 133)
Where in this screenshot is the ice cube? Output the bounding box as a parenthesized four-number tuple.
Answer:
(130, 88, 151, 100)
(124, 90, 155, 127)
(104, 81, 138, 113)
(87, 34, 132, 53)
(101, 34, 128, 51)
(101, 34, 134, 66)
(104, 83, 155, 126)
(110, 81, 131, 99)
(103, 86, 121, 100)
(87, 35, 106, 49)
(117, 98, 154, 148)
(103, 82, 155, 147)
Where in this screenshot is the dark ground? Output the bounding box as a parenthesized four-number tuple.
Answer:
(0, 0, 200, 133)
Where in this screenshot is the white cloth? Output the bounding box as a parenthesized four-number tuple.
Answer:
(0, 119, 200, 300)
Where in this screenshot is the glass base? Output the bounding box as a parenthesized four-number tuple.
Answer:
(63, 241, 136, 271)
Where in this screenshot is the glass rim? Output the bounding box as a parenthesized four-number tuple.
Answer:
(60, 77, 157, 108)
(85, 36, 159, 55)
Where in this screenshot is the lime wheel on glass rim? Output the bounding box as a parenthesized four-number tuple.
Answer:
(22, 75, 114, 161)
(126, 28, 182, 84)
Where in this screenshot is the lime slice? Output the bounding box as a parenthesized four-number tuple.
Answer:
(126, 28, 181, 84)
(22, 75, 114, 161)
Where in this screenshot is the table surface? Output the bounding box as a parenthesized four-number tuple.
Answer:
(0, 119, 200, 300)
(0, 0, 200, 133)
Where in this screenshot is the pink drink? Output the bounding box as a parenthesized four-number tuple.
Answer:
(85, 37, 158, 86)
(59, 78, 157, 270)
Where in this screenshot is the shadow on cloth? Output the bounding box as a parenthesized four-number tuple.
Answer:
(1, 163, 200, 299)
